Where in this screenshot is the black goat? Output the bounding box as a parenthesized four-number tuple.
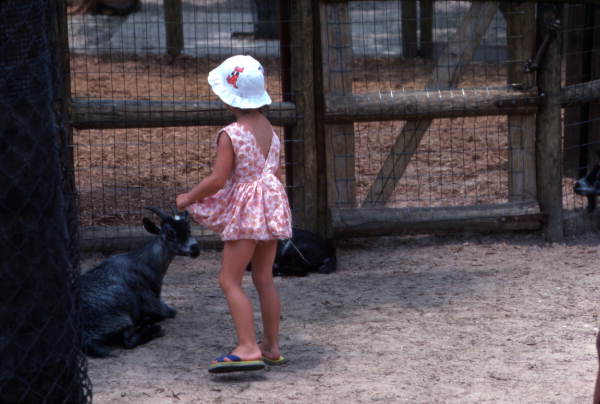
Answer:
(573, 163, 600, 212)
(81, 208, 199, 357)
(272, 228, 336, 276)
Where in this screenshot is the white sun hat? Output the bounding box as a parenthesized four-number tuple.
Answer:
(208, 55, 272, 109)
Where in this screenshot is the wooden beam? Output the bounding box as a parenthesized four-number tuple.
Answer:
(362, 1, 500, 207)
(71, 99, 297, 129)
(325, 87, 539, 122)
(561, 78, 600, 107)
(330, 202, 543, 238)
(70, 80, 600, 131)
(80, 225, 221, 252)
(502, 2, 537, 202)
(323, 79, 600, 123)
(536, 3, 563, 242)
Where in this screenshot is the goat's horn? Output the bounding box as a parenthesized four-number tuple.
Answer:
(145, 207, 169, 220)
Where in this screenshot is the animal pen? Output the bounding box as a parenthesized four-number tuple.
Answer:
(2, 0, 600, 402)
(60, 0, 600, 251)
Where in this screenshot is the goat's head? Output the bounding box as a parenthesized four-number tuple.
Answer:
(573, 164, 600, 212)
(143, 207, 200, 258)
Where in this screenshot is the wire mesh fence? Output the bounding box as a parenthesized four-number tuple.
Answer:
(562, 2, 600, 211)
(61, 0, 600, 242)
(67, 0, 297, 248)
(3, 1, 600, 402)
(327, 1, 525, 209)
(0, 0, 91, 403)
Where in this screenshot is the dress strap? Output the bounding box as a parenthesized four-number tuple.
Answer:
(216, 123, 241, 154)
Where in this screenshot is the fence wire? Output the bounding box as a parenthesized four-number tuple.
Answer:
(67, 0, 298, 249)
(562, 2, 600, 211)
(0, 0, 92, 403)
(59, 0, 600, 245)
(329, 1, 523, 208)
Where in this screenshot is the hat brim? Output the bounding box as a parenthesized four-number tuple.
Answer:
(208, 68, 272, 109)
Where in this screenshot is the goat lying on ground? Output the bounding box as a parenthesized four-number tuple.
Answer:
(247, 228, 336, 276)
(81, 208, 199, 357)
(573, 163, 600, 212)
(273, 228, 336, 276)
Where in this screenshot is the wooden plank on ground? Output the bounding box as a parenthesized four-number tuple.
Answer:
(362, 2, 500, 207)
(331, 201, 543, 238)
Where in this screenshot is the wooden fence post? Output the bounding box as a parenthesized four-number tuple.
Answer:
(419, 0, 434, 59)
(286, 0, 327, 235)
(501, 2, 537, 202)
(536, 3, 564, 241)
(401, 0, 418, 57)
(164, 0, 183, 58)
(320, 1, 356, 216)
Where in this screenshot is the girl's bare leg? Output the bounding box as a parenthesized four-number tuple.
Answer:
(250, 240, 282, 359)
(217, 239, 261, 361)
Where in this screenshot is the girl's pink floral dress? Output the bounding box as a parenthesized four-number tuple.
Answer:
(187, 122, 292, 241)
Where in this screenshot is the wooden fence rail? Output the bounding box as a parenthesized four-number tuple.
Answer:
(70, 78, 600, 130)
(71, 100, 297, 129)
(331, 201, 544, 238)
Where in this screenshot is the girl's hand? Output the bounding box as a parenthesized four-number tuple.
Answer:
(176, 193, 191, 211)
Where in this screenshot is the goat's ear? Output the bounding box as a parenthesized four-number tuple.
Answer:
(143, 217, 161, 234)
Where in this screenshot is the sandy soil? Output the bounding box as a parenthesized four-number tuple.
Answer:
(83, 231, 600, 404)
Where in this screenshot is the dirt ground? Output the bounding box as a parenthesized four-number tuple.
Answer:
(83, 230, 600, 404)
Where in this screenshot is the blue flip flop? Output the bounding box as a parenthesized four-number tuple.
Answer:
(208, 354, 265, 374)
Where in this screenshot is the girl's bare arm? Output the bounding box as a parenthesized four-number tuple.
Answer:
(176, 132, 234, 210)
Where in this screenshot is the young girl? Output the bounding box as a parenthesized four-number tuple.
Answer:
(176, 55, 292, 373)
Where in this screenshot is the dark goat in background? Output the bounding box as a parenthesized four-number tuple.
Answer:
(81, 208, 199, 357)
(247, 228, 337, 276)
(573, 163, 600, 212)
(274, 228, 336, 276)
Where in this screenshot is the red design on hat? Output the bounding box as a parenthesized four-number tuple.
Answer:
(226, 66, 244, 88)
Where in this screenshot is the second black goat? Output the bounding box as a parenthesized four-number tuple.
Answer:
(574, 163, 600, 212)
(247, 228, 336, 276)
